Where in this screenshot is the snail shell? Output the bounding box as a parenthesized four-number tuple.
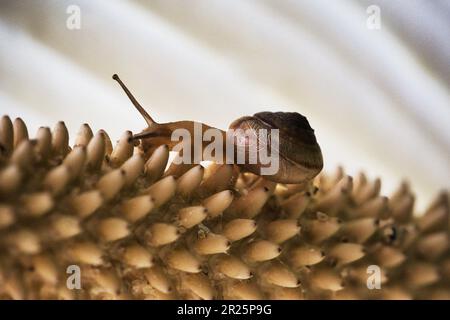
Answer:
(229, 111, 323, 184)
(111, 74, 323, 184)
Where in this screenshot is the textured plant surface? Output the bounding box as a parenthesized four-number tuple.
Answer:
(0, 115, 449, 300)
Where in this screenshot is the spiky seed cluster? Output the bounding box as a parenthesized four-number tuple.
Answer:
(0, 115, 449, 300)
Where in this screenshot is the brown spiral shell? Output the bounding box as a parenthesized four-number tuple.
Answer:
(228, 111, 323, 184)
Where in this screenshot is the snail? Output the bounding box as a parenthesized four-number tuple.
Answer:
(112, 74, 323, 184)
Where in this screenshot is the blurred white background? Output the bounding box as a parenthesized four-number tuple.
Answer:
(0, 0, 448, 211)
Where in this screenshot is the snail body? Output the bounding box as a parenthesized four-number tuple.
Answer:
(113, 74, 323, 184)
(229, 112, 323, 184)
